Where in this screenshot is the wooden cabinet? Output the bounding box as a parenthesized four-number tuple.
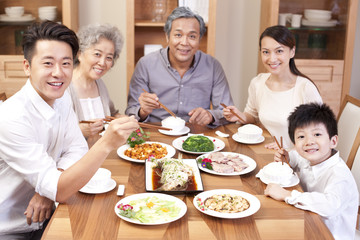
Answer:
(259, 0, 358, 115)
(0, 0, 78, 97)
(126, 0, 217, 92)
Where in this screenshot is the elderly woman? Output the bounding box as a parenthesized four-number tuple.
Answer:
(68, 23, 123, 138)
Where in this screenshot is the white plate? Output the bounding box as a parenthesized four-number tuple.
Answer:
(117, 141, 176, 163)
(232, 133, 265, 144)
(256, 170, 300, 187)
(172, 135, 225, 154)
(145, 159, 204, 192)
(158, 126, 190, 136)
(196, 152, 257, 176)
(0, 14, 35, 22)
(79, 179, 116, 194)
(193, 189, 260, 219)
(302, 18, 337, 27)
(114, 193, 187, 225)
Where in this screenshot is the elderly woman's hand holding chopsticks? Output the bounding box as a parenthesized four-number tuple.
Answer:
(79, 119, 104, 138)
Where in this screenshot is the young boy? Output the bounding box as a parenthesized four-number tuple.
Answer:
(0, 21, 139, 239)
(264, 103, 358, 240)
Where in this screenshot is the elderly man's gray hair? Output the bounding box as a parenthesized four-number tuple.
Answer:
(164, 7, 206, 38)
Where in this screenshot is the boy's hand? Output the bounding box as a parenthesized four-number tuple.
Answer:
(264, 183, 291, 201)
(274, 148, 289, 163)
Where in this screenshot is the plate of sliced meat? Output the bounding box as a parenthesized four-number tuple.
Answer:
(196, 152, 257, 176)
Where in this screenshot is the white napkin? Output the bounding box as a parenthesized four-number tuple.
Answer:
(215, 131, 229, 138)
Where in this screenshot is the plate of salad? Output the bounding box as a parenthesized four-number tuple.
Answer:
(172, 135, 225, 154)
(114, 193, 187, 225)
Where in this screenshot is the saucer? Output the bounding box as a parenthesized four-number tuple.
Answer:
(232, 133, 265, 144)
(302, 18, 337, 27)
(256, 170, 300, 187)
(159, 126, 190, 136)
(0, 14, 35, 22)
(79, 178, 116, 194)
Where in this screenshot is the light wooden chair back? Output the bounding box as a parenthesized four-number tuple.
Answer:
(0, 92, 7, 103)
(337, 95, 360, 163)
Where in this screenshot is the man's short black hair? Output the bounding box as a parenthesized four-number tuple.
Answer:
(288, 103, 337, 143)
(22, 21, 79, 64)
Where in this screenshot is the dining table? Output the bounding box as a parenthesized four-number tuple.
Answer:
(41, 123, 334, 240)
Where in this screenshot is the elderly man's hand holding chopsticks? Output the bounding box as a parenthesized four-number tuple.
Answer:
(138, 91, 161, 120)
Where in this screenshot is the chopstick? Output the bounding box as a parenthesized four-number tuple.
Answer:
(79, 120, 96, 124)
(273, 136, 289, 165)
(220, 103, 246, 123)
(142, 89, 177, 118)
(138, 122, 172, 131)
(104, 116, 172, 131)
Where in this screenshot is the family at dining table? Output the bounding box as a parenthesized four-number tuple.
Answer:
(0, 5, 358, 240)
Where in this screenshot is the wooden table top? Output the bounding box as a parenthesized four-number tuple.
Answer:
(42, 123, 333, 240)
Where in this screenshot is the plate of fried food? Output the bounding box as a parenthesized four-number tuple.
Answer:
(117, 141, 176, 163)
(193, 189, 260, 219)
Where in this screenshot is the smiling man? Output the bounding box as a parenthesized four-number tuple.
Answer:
(0, 21, 138, 239)
(126, 7, 233, 127)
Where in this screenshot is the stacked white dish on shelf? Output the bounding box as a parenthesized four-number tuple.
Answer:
(38, 6, 57, 21)
(0, 6, 35, 22)
(302, 9, 337, 27)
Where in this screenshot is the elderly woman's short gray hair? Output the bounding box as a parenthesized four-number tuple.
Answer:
(76, 23, 124, 66)
(164, 7, 206, 38)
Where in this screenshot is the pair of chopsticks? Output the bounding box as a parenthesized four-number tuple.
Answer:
(220, 103, 246, 123)
(273, 136, 289, 165)
(90, 116, 172, 131)
(142, 89, 177, 118)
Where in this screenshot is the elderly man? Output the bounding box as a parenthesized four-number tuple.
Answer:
(126, 7, 233, 127)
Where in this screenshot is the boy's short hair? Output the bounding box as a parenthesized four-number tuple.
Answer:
(22, 21, 79, 64)
(288, 103, 338, 143)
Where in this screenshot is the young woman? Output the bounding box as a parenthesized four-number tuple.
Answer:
(67, 23, 124, 138)
(223, 25, 322, 149)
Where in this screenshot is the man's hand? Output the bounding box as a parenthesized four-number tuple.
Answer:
(79, 119, 103, 138)
(101, 116, 139, 150)
(138, 92, 160, 120)
(24, 193, 54, 225)
(188, 108, 213, 126)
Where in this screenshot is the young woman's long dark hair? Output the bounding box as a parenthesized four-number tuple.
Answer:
(259, 25, 317, 87)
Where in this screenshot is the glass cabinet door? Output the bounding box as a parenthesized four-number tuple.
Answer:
(278, 0, 349, 60)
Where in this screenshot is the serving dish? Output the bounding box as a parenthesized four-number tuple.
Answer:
(145, 158, 204, 193)
(117, 141, 176, 163)
(193, 189, 260, 219)
(196, 152, 256, 176)
(114, 193, 187, 225)
(172, 135, 225, 154)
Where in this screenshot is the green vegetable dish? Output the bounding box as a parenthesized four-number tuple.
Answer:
(182, 135, 214, 152)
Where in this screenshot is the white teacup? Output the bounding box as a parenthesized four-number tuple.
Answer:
(237, 124, 263, 141)
(161, 116, 185, 132)
(86, 168, 111, 188)
(291, 14, 302, 28)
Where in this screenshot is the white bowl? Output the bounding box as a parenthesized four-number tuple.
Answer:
(262, 162, 293, 183)
(38, 6, 57, 12)
(161, 116, 185, 131)
(5, 6, 24, 18)
(237, 124, 263, 141)
(86, 168, 112, 188)
(39, 13, 57, 21)
(304, 9, 332, 21)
